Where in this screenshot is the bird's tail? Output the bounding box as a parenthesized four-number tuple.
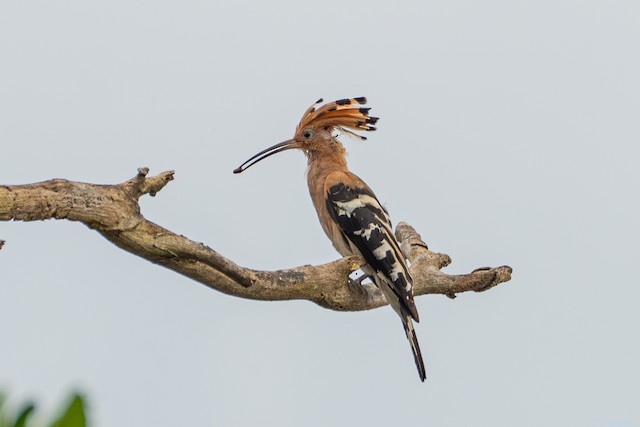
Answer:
(402, 316, 426, 382)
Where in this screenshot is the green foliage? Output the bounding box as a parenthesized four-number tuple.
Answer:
(48, 395, 86, 427)
(0, 392, 87, 427)
(12, 404, 35, 427)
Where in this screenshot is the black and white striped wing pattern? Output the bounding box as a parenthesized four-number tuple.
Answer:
(325, 182, 419, 321)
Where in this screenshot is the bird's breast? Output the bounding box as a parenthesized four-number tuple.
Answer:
(307, 165, 355, 257)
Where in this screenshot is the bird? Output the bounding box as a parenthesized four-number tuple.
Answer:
(233, 97, 426, 381)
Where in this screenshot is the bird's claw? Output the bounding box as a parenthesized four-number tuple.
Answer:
(349, 273, 372, 287)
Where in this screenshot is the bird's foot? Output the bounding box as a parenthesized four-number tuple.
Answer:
(349, 273, 372, 287)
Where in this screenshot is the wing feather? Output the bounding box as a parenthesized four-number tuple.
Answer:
(325, 179, 419, 321)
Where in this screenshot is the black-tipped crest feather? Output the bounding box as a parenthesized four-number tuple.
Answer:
(296, 97, 378, 140)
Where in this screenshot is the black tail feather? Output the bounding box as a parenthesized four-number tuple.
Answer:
(402, 317, 426, 382)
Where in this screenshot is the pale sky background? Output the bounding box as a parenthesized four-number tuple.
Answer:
(1, 0, 639, 426)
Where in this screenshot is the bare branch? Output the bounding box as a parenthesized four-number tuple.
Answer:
(0, 169, 512, 312)
(395, 222, 512, 299)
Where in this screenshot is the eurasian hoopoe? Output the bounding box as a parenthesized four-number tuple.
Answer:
(233, 97, 426, 381)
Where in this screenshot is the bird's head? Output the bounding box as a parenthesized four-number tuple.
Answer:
(233, 97, 378, 173)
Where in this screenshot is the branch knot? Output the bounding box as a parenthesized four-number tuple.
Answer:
(125, 167, 175, 198)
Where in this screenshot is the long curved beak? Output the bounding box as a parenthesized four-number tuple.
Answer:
(233, 139, 296, 174)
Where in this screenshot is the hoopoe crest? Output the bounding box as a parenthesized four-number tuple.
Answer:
(234, 97, 426, 381)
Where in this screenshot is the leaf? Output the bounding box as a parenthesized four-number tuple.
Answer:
(48, 394, 86, 427)
(14, 404, 35, 427)
(0, 392, 8, 427)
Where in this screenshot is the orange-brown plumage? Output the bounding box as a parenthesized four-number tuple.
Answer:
(234, 97, 426, 381)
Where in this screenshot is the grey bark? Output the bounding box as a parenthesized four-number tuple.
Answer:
(0, 168, 512, 311)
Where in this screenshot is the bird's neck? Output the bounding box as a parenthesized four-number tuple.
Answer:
(306, 150, 348, 179)
(306, 150, 349, 197)
(305, 138, 350, 204)
(305, 152, 349, 235)
(305, 137, 348, 171)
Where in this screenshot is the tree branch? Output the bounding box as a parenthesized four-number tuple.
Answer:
(0, 168, 512, 311)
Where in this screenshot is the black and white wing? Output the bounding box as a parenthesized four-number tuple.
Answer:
(325, 180, 419, 322)
(324, 172, 426, 381)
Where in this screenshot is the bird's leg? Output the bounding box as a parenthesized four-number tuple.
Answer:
(349, 272, 373, 287)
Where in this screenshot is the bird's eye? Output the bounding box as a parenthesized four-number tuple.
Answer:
(303, 130, 314, 139)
